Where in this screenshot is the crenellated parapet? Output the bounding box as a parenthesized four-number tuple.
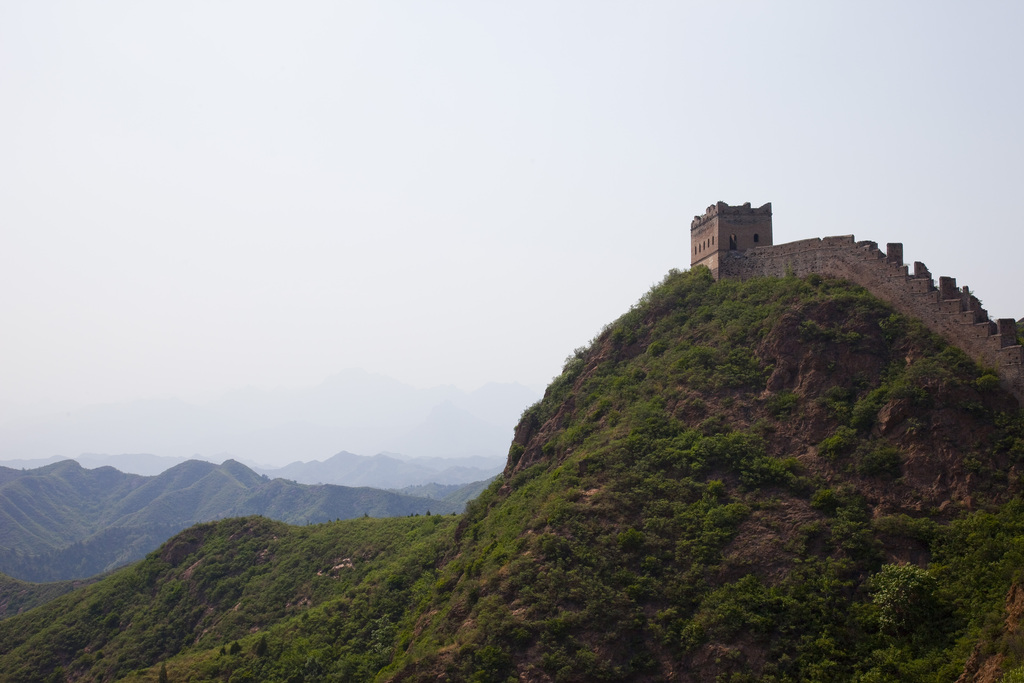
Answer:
(710, 235, 1024, 403)
(690, 201, 773, 231)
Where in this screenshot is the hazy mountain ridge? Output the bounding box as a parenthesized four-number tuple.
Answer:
(0, 458, 475, 583)
(393, 478, 498, 506)
(76, 453, 194, 476)
(0, 373, 539, 466)
(4, 271, 1024, 680)
(259, 451, 503, 488)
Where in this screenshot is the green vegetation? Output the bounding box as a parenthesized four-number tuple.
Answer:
(3, 268, 1024, 681)
(0, 459, 463, 582)
(0, 515, 459, 681)
(0, 572, 96, 619)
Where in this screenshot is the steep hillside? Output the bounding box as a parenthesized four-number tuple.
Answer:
(0, 459, 463, 582)
(386, 269, 1024, 681)
(3, 268, 1024, 682)
(0, 515, 459, 681)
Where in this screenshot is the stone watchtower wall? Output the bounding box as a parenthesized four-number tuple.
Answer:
(712, 235, 1024, 403)
(691, 202, 774, 278)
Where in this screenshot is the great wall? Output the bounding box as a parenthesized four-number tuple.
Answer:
(691, 202, 1024, 403)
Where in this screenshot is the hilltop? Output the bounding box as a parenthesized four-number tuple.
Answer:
(2, 268, 1024, 681)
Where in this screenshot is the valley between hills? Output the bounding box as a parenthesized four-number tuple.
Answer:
(0, 455, 496, 586)
(4, 268, 1024, 681)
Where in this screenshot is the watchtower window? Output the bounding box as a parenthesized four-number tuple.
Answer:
(730, 234, 737, 250)
(753, 233, 760, 243)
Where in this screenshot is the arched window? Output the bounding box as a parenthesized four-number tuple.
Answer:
(753, 233, 760, 243)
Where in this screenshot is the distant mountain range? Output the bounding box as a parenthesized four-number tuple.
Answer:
(0, 370, 539, 466)
(0, 450, 505, 486)
(0, 453, 197, 477)
(259, 451, 503, 488)
(0, 458, 482, 583)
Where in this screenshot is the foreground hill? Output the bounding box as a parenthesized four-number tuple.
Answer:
(3, 268, 1024, 681)
(0, 459, 466, 582)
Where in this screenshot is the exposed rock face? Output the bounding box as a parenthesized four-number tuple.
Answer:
(954, 581, 1024, 682)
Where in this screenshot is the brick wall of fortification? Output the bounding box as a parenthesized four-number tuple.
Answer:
(715, 236, 1024, 403)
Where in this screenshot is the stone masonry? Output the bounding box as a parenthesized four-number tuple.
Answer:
(691, 201, 773, 278)
(689, 204, 1024, 403)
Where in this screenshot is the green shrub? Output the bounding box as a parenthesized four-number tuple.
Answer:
(647, 340, 667, 357)
(738, 456, 800, 489)
(810, 488, 841, 516)
(871, 514, 938, 545)
(617, 528, 645, 553)
(856, 443, 903, 478)
(976, 373, 1000, 392)
(798, 319, 861, 344)
(766, 390, 799, 418)
(879, 313, 906, 343)
(850, 387, 888, 431)
(820, 386, 855, 421)
(1004, 667, 1024, 683)
(818, 426, 858, 460)
(507, 443, 525, 468)
(869, 564, 938, 638)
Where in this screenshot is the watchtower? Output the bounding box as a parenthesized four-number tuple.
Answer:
(690, 201, 773, 279)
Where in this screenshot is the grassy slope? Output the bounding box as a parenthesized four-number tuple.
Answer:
(4, 269, 1024, 681)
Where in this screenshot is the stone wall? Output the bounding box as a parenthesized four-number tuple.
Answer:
(715, 235, 1024, 403)
(691, 201, 773, 277)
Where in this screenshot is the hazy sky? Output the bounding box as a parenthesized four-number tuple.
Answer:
(2, 2, 1022, 409)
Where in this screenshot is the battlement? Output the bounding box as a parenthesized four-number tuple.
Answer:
(704, 232, 1024, 403)
(690, 201, 773, 231)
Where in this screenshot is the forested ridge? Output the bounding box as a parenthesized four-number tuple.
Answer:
(0, 458, 468, 583)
